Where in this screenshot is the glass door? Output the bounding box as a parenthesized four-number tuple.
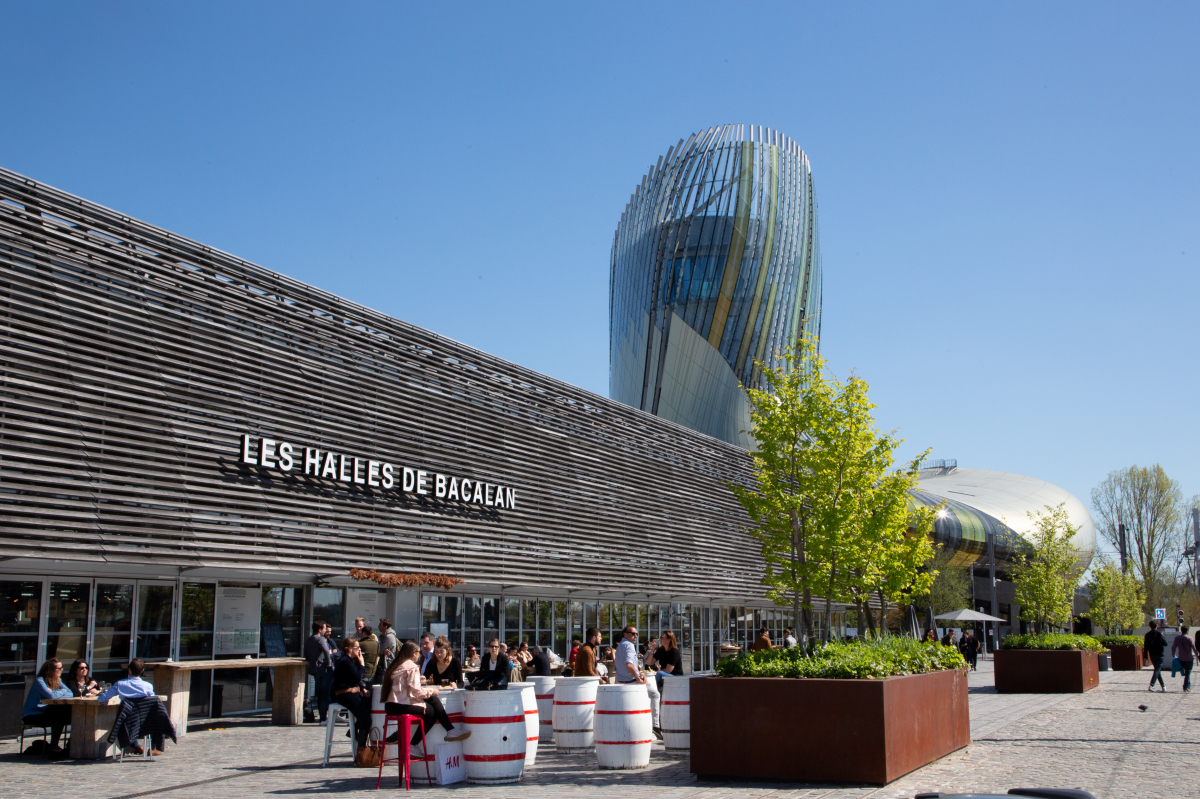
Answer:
(93, 583, 134, 685)
(0, 580, 42, 679)
(46, 581, 90, 666)
(135, 582, 175, 662)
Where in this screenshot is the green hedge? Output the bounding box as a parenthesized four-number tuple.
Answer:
(999, 633, 1106, 652)
(1094, 635, 1143, 648)
(714, 636, 966, 680)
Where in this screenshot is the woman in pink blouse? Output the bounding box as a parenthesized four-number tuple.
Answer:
(383, 640, 470, 753)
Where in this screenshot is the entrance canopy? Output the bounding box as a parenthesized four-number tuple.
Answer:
(934, 609, 1007, 623)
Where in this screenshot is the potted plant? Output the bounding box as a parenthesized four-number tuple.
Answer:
(691, 637, 969, 785)
(1095, 635, 1144, 671)
(995, 633, 1105, 692)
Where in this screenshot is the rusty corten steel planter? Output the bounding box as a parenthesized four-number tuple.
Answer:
(1108, 644, 1143, 671)
(993, 649, 1100, 692)
(689, 669, 969, 785)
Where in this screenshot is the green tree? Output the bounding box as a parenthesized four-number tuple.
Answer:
(1091, 464, 1186, 611)
(909, 546, 973, 618)
(1012, 504, 1082, 634)
(731, 336, 935, 643)
(1084, 555, 1146, 634)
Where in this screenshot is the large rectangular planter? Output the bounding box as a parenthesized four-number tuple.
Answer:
(993, 649, 1099, 693)
(690, 669, 969, 785)
(1109, 644, 1143, 671)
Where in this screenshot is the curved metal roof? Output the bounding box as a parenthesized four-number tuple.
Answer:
(916, 467, 1096, 571)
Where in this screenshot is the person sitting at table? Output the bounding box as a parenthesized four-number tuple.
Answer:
(66, 660, 100, 697)
(384, 640, 469, 754)
(22, 658, 73, 749)
(331, 637, 372, 748)
(513, 640, 532, 669)
(645, 631, 684, 692)
(422, 639, 463, 687)
(468, 638, 511, 690)
(97, 657, 156, 702)
(464, 645, 481, 669)
(528, 644, 552, 677)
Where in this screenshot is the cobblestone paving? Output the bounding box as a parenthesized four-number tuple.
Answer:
(3, 660, 1193, 799)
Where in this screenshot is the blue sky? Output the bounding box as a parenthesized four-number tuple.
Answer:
(3, 3, 1197, 529)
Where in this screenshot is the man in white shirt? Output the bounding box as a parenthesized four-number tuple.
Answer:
(783, 628, 798, 648)
(97, 658, 157, 702)
(615, 625, 661, 737)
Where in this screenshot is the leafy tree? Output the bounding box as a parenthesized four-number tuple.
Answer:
(909, 546, 973, 619)
(1084, 555, 1146, 634)
(731, 336, 935, 643)
(1091, 465, 1186, 611)
(1012, 504, 1082, 633)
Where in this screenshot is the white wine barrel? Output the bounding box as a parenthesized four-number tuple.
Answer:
(505, 682, 539, 768)
(659, 677, 691, 750)
(552, 676, 600, 752)
(594, 683, 653, 769)
(528, 676, 556, 743)
(463, 690, 527, 784)
(418, 688, 462, 782)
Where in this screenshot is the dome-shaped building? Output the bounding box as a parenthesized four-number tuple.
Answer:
(609, 124, 822, 448)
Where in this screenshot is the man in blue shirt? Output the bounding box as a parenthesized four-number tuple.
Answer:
(97, 658, 157, 702)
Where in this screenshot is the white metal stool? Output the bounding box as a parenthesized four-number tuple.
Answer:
(322, 702, 357, 767)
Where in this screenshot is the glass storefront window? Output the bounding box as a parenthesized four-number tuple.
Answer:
(0, 580, 42, 675)
(94, 583, 133, 684)
(46, 582, 89, 665)
(422, 594, 440, 635)
(444, 596, 462, 652)
(483, 597, 499, 636)
(313, 587, 345, 639)
(463, 597, 481, 653)
(179, 582, 215, 661)
(261, 586, 303, 656)
(136, 584, 174, 661)
(503, 599, 520, 647)
(553, 601, 567, 658)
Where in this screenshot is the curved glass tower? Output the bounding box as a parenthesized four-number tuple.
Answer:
(609, 124, 822, 448)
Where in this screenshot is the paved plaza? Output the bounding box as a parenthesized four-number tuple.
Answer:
(4, 660, 1196, 799)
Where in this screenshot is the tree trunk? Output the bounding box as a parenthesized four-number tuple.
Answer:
(823, 557, 837, 643)
(877, 586, 888, 635)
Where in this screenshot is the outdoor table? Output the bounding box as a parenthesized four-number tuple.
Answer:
(150, 657, 307, 738)
(42, 696, 122, 760)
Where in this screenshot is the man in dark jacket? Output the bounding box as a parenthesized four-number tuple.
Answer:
(958, 630, 980, 670)
(304, 622, 335, 722)
(1145, 620, 1167, 692)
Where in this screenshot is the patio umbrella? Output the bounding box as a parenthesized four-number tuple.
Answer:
(905, 605, 921, 640)
(934, 609, 1006, 623)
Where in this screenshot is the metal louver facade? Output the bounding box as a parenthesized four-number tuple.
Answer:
(610, 124, 823, 448)
(0, 166, 769, 603)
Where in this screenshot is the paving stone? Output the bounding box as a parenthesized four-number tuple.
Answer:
(2, 658, 1192, 799)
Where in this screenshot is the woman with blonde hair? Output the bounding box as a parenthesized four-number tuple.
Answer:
(21, 658, 73, 749)
(384, 640, 469, 754)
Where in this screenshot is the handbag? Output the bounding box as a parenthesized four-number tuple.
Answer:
(355, 727, 382, 768)
(1172, 656, 1181, 678)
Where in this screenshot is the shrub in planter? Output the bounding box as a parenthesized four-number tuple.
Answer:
(693, 637, 969, 785)
(1094, 635, 1144, 671)
(995, 634, 1102, 693)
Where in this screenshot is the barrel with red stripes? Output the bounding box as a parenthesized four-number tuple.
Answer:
(659, 677, 690, 750)
(505, 682, 539, 768)
(594, 683, 653, 769)
(552, 676, 600, 752)
(420, 688, 464, 781)
(528, 676, 556, 743)
(463, 690, 527, 784)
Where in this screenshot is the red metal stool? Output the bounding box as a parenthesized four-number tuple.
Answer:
(376, 714, 432, 790)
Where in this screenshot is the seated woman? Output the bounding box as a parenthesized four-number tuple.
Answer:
(468, 638, 511, 690)
(384, 640, 469, 753)
(22, 658, 73, 749)
(645, 631, 684, 692)
(66, 660, 99, 697)
(422, 640, 463, 687)
(331, 637, 372, 748)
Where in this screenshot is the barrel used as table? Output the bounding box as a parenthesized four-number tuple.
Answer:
(552, 676, 599, 753)
(659, 676, 691, 750)
(463, 690, 527, 784)
(594, 683, 653, 769)
(528, 676, 556, 743)
(506, 682, 539, 768)
(372, 684, 451, 780)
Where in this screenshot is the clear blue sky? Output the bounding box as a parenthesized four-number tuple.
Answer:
(3, 3, 1197, 523)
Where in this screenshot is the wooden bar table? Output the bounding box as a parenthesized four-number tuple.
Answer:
(42, 696, 121, 760)
(150, 657, 307, 738)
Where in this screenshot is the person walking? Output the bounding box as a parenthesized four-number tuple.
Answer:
(958, 630, 979, 670)
(1145, 620, 1167, 692)
(1172, 625, 1198, 692)
(304, 621, 336, 723)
